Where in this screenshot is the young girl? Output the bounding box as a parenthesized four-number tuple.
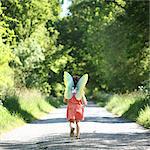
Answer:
(64, 75, 88, 139)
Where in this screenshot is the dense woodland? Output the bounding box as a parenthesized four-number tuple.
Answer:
(0, 0, 149, 99)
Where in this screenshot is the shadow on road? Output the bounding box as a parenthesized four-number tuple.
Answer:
(0, 132, 150, 150)
(30, 116, 131, 124)
(84, 116, 132, 123)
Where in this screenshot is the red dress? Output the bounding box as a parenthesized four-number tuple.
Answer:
(67, 95, 84, 121)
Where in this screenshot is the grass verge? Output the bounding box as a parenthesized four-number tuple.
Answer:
(94, 91, 150, 128)
(0, 89, 63, 135)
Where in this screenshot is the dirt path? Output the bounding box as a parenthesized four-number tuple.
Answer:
(0, 101, 150, 150)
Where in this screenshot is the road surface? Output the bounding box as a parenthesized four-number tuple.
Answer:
(0, 101, 150, 150)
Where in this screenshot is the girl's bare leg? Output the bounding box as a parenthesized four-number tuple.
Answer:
(76, 121, 80, 139)
(69, 120, 75, 137)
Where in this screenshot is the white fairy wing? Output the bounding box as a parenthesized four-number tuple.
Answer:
(64, 71, 74, 99)
(75, 74, 88, 100)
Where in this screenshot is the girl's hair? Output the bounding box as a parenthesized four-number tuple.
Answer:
(73, 75, 79, 87)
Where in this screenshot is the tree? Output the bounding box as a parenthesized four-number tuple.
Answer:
(0, 3, 15, 99)
(57, 0, 149, 92)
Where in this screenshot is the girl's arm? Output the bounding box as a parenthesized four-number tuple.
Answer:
(82, 94, 87, 106)
(63, 98, 68, 103)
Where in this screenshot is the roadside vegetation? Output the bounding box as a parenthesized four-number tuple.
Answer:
(0, 89, 63, 135)
(93, 89, 150, 128)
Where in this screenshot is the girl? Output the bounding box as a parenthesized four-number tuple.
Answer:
(64, 75, 88, 139)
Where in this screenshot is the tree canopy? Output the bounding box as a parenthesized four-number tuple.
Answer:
(57, 0, 149, 92)
(0, 0, 149, 99)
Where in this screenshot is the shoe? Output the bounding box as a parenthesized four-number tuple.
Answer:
(70, 128, 75, 137)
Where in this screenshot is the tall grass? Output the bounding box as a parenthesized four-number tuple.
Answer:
(137, 105, 150, 128)
(0, 89, 63, 135)
(94, 91, 150, 128)
(0, 105, 24, 134)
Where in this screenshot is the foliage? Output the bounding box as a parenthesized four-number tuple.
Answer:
(0, 89, 55, 134)
(58, 0, 149, 92)
(0, 0, 69, 96)
(13, 38, 45, 87)
(137, 105, 150, 128)
(0, 5, 15, 100)
(0, 104, 24, 135)
(95, 91, 150, 128)
(92, 90, 111, 107)
(1, 0, 148, 95)
(0, 0, 60, 40)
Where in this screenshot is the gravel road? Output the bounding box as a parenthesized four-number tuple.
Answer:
(0, 101, 150, 150)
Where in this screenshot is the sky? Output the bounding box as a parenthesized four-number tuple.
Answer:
(60, 0, 72, 17)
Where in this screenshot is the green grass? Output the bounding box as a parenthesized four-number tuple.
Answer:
(0, 89, 63, 135)
(94, 91, 150, 128)
(0, 105, 24, 134)
(137, 105, 150, 128)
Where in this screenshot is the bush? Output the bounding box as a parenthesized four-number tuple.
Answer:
(137, 105, 150, 128)
(93, 91, 112, 107)
(94, 91, 150, 128)
(0, 89, 62, 134)
(0, 104, 24, 134)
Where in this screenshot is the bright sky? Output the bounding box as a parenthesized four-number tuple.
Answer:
(60, 0, 72, 17)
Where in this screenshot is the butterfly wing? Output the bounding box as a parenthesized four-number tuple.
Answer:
(64, 71, 74, 99)
(75, 74, 88, 100)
